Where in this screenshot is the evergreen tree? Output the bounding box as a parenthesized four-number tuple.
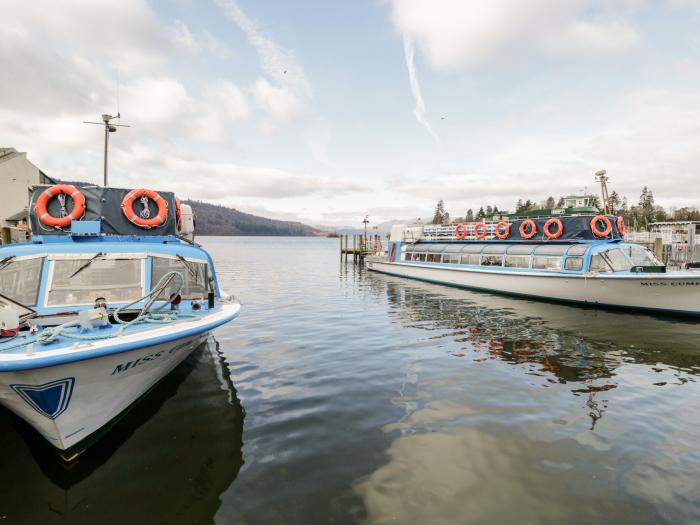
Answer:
(524, 199, 533, 211)
(545, 196, 555, 209)
(485, 205, 493, 217)
(443, 212, 451, 224)
(556, 197, 565, 207)
(609, 191, 621, 213)
(432, 200, 446, 224)
(466, 208, 474, 222)
(515, 199, 524, 213)
(477, 206, 485, 219)
(493, 205, 499, 214)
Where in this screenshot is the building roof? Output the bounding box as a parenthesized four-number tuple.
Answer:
(0, 147, 21, 164)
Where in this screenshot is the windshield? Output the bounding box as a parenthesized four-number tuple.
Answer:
(620, 245, 663, 267)
(47, 257, 144, 306)
(0, 257, 43, 306)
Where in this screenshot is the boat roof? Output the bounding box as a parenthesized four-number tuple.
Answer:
(0, 235, 210, 261)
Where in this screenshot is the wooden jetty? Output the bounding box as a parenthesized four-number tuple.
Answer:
(340, 234, 383, 264)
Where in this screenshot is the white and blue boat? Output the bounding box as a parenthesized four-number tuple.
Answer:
(366, 215, 700, 316)
(0, 184, 240, 460)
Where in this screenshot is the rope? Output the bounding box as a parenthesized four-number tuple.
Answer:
(1, 271, 202, 353)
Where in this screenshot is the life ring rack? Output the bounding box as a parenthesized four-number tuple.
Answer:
(121, 189, 169, 229)
(35, 184, 86, 228)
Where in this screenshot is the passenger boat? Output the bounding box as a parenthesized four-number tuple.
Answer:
(365, 215, 700, 316)
(0, 184, 240, 460)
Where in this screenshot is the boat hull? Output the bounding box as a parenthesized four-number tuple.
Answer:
(0, 333, 206, 454)
(366, 258, 700, 316)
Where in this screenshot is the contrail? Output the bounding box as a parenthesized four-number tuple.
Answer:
(403, 34, 439, 143)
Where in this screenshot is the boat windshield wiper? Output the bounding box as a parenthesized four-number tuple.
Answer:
(0, 256, 16, 272)
(176, 254, 197, 279)
(70, 252, 106, 278)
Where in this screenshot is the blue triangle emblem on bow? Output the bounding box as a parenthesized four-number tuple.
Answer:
(10, 377, 75, 420)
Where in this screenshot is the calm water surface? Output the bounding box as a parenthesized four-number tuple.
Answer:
(1, 237, 699, 524)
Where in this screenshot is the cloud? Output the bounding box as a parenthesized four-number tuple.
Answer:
(252, 78, 304, 120)
(216, 0, 312, 119)
(389, 0, 640, 70)
(402, 35, 440, 143)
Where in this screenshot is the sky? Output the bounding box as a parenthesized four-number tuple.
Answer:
(2, 0, 699, 227)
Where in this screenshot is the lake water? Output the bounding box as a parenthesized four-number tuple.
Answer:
(1, 236, 699, 524)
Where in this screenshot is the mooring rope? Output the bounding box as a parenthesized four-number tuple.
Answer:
(0, 271, 202, 352)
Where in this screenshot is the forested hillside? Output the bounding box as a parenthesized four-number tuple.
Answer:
(184, 200, 320, 236)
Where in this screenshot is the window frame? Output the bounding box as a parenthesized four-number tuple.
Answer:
(0, 254, 45, 306)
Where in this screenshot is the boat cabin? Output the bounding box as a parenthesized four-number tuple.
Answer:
(402, 241, 664, 274)
(0, 240, 216, 319)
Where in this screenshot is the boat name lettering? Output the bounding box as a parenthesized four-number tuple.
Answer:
(640, 281, 699, 287)
(111, 343, 190, 376)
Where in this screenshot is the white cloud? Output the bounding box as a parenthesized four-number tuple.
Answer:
(216, 0, 312, 119)
(252, 78, 304, 120)
(389, 0, 639, 70)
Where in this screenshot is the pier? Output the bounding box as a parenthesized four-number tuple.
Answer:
(339, 234, 383, 264)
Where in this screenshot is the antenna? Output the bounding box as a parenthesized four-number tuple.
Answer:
(595, 169, 611, 214)
(84, 113, 130, 186)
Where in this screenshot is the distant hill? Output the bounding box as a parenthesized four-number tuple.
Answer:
(184, 199, 321, 236)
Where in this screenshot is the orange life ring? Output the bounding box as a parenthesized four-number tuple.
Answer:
(590, 215, 612, 237)
(519, 219, 537, 239)
(455, 223, 468, 240)
(121, 189, 169, 228)
(35, 184, 86, 228)
(175, 197, 183, 232)
(543, 218, 564, 239)
(495, 221, 510, 239)
(474, 223, 488, 240)
(616, 216, 626, 237)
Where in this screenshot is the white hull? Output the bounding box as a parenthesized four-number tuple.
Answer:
(0, 304, 240, 453)
(0, 334, 205, 452)
(366, 259, 699, 315)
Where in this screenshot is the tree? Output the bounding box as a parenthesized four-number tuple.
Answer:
(476, 206, 485, 220)
(432, 199, 447, 224)
(515, 199, 524, 213)
(609, 191, 621, 213)
(465, 208, 474, 222)
(493, 205, 499, 214)
(523, 199, 533, 211)
(545, 196, 555, 209)
(556, 197, 565, 207)
(485, 205, 493, 217)
(443, 211, 451, 224)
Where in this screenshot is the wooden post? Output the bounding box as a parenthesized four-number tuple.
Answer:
(654, 237, 664, 263)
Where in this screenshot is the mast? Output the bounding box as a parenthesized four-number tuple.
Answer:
(84, 114, 130, 186)
(595, 169, 611, 214)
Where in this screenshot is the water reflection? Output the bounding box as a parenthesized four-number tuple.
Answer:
(355, 273, 700, 524)
(0, 339, 244, 524)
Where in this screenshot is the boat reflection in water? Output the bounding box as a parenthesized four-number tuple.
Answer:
(0, 338, 244, 524)
(356, 272, 700, 525)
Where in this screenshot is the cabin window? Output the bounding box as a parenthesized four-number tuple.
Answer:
(564, 257, 583, 271)
(566, 244, 589, 256)
(621, 245, 662, 267)
(151, 257, 209, 299)
(504, 255, 530, 268)
(460, 254, 480, 265)
(442, 253, 460, 264)
(404, 252, 413, 261)
(0, 256, 43, 306)
(507, 245, 536, 255)
(47, 257, 143, 306)
(589, 254, 612, 272)
(481, 255, 503, 267)
(604, 249, 632, 272)
(534, 245, 567, 256)
(532, 256, 562, 271)
(415, 253, 426, 262)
